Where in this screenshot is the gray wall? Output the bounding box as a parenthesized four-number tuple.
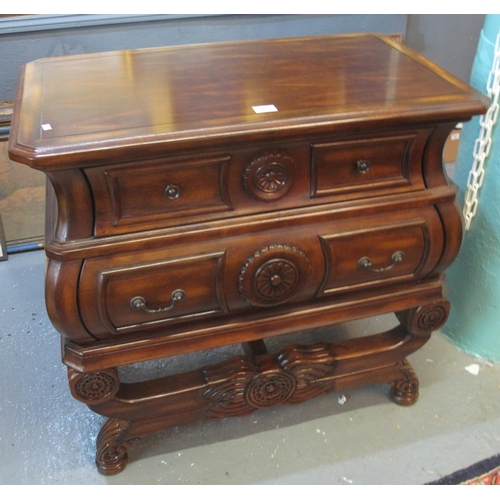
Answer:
(406, 14, 485, 82)
(1, 14, 407, 102)
(0, 14, 486, 103)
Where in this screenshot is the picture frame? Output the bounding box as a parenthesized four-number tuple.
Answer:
(0, 213, 7, 261)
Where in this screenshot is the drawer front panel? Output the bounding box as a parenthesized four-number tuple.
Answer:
(311, 131, 428, 198)
(88, 252, 228, 335)
(318, 208, 443, 295)
(83, 129, 430, 238)
(85, 156, 232, 235)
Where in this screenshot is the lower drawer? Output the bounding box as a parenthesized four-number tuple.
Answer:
(78, 206, 444, 339)
(93, 252, 229, 334)
(318, 218, 436, 295)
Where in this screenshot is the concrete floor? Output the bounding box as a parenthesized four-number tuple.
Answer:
(1, 249, 500, 485)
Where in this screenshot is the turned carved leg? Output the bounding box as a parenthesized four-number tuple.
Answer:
(390, 300, 451, 406)
(68, 368, 138, 474)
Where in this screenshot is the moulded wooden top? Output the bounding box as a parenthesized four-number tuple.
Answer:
(9, 33, 489, 169)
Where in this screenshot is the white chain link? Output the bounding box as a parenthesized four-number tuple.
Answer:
(463, 31, 500, 231)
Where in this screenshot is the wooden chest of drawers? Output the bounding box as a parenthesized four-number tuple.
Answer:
(8, 34, 488, 474)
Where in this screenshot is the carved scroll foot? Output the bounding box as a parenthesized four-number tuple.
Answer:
(95, 418, 138, 475)
(388, 301, 450, 406)
(390, 359, 419, 406)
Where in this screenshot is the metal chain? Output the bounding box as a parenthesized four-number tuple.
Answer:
(463, 31, 500, 231)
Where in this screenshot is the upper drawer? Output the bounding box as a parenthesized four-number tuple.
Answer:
(310, 130, 429, 199)
(83, 129, 430, 237)
(85, 155, 233, 236)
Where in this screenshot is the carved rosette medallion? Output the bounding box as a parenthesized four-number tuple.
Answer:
(68, 368, 119, 404)
(255, 259, 298, 299)
(416, 304, 449, 332)
(243, 151, 296, 201)
(396, 301, 451, 336)
(238, 244, 312, 307)
(244, 371, 296, 408)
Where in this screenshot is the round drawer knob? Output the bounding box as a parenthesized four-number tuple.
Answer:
(356, 159, 371, 174)
(165, 185, 181, 199)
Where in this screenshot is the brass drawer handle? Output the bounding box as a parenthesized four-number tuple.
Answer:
(165, 185, 181, 199)
(130, 289, 186, 314)
(358, 251, 405, 273)
(356, 159, 371, 174)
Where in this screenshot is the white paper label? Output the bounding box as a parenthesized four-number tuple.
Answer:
(41, 124, 52, 131)
(252, 104, 278, 114)
(465, 364, 480, 375)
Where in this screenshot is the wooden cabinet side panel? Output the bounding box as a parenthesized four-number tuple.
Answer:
(45, 258, 97, 344)
(45, 169, 94, 242)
